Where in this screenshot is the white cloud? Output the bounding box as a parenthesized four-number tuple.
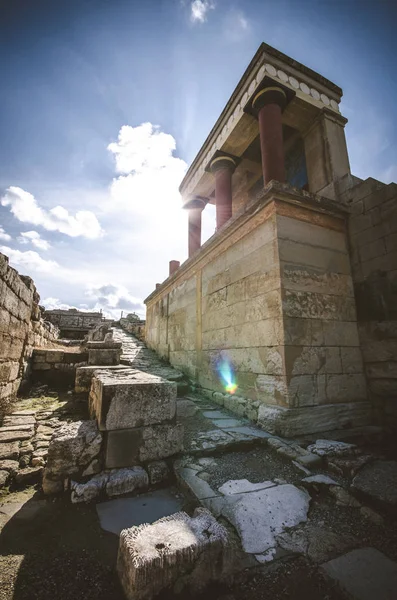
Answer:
(0, 245, 58, 274)
(86, 284, 145, 318)
(0, 227, 11, 241)
(1, 186, 103, 239)
(223, 9, 250, 42)
(190, 0, 215, 23)
(19, 230, 50, 250)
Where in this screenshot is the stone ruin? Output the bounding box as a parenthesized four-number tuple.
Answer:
(1, 41, 397, 600)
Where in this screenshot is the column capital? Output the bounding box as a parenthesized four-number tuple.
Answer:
(183, 195, 208, 211)
(205, 150, 240, 174)
(244, 76, 294, 118)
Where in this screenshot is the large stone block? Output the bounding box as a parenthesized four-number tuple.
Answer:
(75, 365, 131, 393)
(257, 401, 372, 437)
(117, 509, 228, 600)
(90, 369, 177, 431)
(88, 348, 122, 366)
(43, 420, 103, 493)
(105, 423, 184, 468)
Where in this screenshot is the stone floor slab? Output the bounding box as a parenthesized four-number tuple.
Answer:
(202, 410, 231, 419)
(321, 547, 397, 600)
(352, 460, 397, 508)
(96, 488, 184, 535)
(218, 479, 275, 495)
(211, 418, 243, 428)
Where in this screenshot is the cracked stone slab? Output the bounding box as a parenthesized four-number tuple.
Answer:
(220, 483, 310, 555)
(218, 479, 276, 495)
(321, 548, 397, 600)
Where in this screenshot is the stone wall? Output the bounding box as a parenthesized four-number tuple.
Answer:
(145, 183, 369, 436)
(342, 177, 397, 430)
(0, 252, 59, 414)
(119, 318, 146, 341)
(31, 348, 88, 387)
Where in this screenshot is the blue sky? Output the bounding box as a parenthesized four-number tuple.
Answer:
(0, 0, 396, 317)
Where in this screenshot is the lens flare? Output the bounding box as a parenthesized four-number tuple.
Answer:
(216, 356, 238, 394)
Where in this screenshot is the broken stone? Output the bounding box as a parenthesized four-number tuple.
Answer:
(360, 506, 384, 524)
(15, 466, 43, 486)
(106, 467, 149, 498)
(321, 547, 397, 600)
(0, 470, 9, 487)
(329, 485, 361, 508)
(147, 461, 169, 485)
(220, 483, 310, 555)
(296, 453, 322, 469)
(19, 441, 34, 453)
(352, 460, 397, 509)
(307, 439, 357, 457)
(301, 474, 338, 493)
(44, 420, 103, 482)
(277, 524, 358, 564)
(0, 459, 19, 476)
(31, 456, 45, 468)
(0, 441, 19, 461)
(82, 458, 102, 477)
(3, 416, 36, 426)
(176, 467, 219, 500)
(19, 454, 31, 468)
(71, 472, 109, 504)
(117, 508, 228, 600)
(176, 399, 198, 418)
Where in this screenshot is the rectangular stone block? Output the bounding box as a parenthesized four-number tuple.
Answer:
(90, 369, 177, 431)
(105, 423, 183, 468)
(75, 365, 132, 393)
(88, 348, 122, 366)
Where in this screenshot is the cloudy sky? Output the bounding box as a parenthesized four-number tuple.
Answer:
(0, 0, 396, 318)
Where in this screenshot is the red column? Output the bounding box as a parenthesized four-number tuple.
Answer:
(188, 209, 202, 257)
(253, 87, 287, 185)
(169, 260, 180, 276)
(210, 156, 237, 230)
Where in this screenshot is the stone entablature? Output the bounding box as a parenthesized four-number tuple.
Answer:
(179, 43, 343, 204)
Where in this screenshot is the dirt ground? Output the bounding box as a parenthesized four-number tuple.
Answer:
(0, 485, 350, 600)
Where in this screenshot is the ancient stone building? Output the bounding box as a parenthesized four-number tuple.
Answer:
(145, 43, 397, 436)
(44, 308, 105, 339)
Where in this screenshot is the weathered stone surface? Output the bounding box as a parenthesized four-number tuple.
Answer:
(43, 420, 103, 492)
(352, 460, 397, 508)
(117, 508, 228, 600)
(0, 430, 32, 443)
(15, 466, 43, 485)
(0, 459, 19, 476)
(88, 348, 122, 366)
(176, 399, 198, 418)
(42, 472, 63, 495)
(106, 467, 149, 498)
(301, 475, 338, 493)
(321, 548, 397, 600)
(329, 485, 361, 507)
(71, 472, 109, 504)
(258, 402, 372, 437)
(0, 469, 9, 487)
(218, 479, 275, 495)
(0, 441, 19, 460)
(90, 369, 177, 431)
(220, 483, 310, 555)
(277, 524, 358, 564)
(307, 439, 357, 457)
(105, 423, 183, 469)
(147, 461, 170, 485)
(75, 365, 130, 393)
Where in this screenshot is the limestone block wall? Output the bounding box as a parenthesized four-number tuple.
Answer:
(32, 348, 88, 387)
(146, 184, 369, 435)
(343, 177, 397, 429)
(0, 252, 59, 413)
(119, 318, 146, 341)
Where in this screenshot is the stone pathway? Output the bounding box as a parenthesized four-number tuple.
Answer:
(0, 393, 85, 492)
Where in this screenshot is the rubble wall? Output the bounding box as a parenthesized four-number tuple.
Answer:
(0, 252, 58, 413)
(344, 177, 397, 430)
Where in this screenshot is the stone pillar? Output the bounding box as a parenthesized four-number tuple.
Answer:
(209, 154, 238, 230)
(184, 197, 207, 258)
(169, 260, 180, 276)
(252, 87, 287, 185)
